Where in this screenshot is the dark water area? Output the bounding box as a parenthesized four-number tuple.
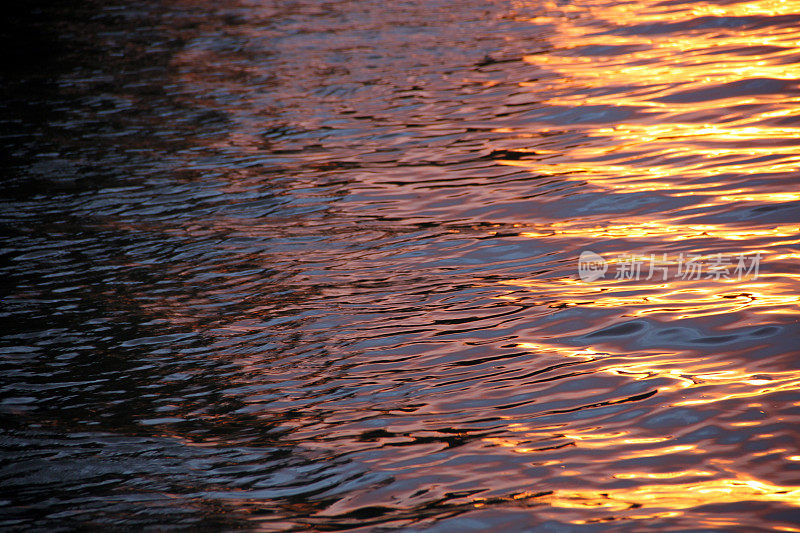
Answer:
(1, 0, 799, 530)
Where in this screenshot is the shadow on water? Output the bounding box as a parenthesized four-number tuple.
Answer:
(0, 1, 331, 529)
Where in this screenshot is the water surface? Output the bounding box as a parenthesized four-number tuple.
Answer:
(1, 0, 799, 530)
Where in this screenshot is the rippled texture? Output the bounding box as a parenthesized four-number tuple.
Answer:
(1, 0, 799, 530)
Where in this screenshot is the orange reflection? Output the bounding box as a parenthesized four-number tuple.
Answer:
(500, 273, 799, 320)
(545, 476, 800, 512)
(501, 0, 800, 218)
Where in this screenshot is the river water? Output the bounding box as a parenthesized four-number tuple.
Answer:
(1, 0, 799, 530)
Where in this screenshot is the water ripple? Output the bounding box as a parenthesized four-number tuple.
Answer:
(1, 0, 799, 530)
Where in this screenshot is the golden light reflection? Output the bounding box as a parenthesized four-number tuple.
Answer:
(503, 0, 800, 211)
(499, 273, 799, 320)
(519, 221, 799, 242)
(470, 470, 800, 521)
(544, 476, 800, 512)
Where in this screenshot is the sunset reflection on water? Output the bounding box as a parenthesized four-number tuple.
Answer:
(481, 0, 800, 524)
(1, 0, 799, 529)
